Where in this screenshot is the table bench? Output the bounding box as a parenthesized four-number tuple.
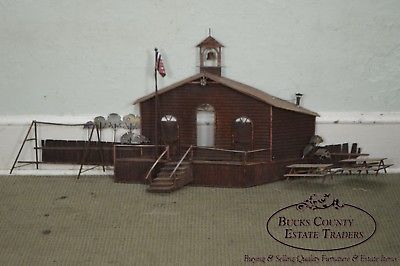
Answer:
(339, 157, 392, 175)
(284, 164, 334, 181)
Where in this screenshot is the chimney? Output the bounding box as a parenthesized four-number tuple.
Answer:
(295, 93, 303, 106)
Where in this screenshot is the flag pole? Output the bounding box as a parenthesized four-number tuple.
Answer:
(154, 48, 159, 159)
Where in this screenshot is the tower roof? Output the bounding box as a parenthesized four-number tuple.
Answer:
(196, 36, 224, 48)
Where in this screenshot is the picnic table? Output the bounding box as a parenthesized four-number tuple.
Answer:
(330, 152, 369, 159)
(284, 164, 333, 180)
(339, 157, 392, 175)
(329, 153, 369, 167)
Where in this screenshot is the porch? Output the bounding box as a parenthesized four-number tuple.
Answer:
(113, 145, 292, 189)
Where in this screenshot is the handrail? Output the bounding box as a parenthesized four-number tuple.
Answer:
(169, 145, 193, 179)
(246, 148, 271, 154)
(192, 146, 272, 164)
(145, 146, 169, 182)
(193, 146, 245, 154)
(193, 146, 271, 154)
(114, 144, 168, 148)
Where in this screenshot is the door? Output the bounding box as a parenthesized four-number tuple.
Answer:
(232, 117, 253, 150)
(161, 115, 180, 157)
(196, 104, 215, 147)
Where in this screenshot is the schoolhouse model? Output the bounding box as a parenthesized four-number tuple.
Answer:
(113, 35, 319, 192)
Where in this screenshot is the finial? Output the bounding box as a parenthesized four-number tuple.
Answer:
(208, 28, 211, 36)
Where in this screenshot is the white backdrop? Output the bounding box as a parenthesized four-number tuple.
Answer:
(1, 0, 400, 115)
(1, 0, 400, 172)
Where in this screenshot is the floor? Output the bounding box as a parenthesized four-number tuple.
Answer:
(0, 174, 399, 265)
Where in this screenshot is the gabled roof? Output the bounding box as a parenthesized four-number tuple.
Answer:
(196, 36, 224, 48)
(133, 72, 319, 117)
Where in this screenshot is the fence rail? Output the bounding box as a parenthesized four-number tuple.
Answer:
(114, 144, 168, 160)
(191, 146, 270, 163)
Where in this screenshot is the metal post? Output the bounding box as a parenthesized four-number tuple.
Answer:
(9, 121, 35, 174)
(154, 48, 159, 159)
(96, 127, 106, 172)
(243, 151, 247, 178)
(34, 121, 39, 169)
(77, 126, 95, 179)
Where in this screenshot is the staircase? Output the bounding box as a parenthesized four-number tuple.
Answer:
(146, 145, 194, 193)
(147, 161, 193, 192)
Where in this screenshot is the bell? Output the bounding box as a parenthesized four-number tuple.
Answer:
(206, 51, 216, 60)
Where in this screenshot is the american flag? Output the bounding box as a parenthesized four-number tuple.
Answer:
(155, 52, 166, 77)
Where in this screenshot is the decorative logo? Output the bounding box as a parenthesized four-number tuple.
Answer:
(296, 193, 344, 211)
(266, 194, 376, 251)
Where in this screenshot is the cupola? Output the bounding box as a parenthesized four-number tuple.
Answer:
(197, 34, 224, 76)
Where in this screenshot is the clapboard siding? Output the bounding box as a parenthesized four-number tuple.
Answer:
(272, 108, 315, 160)
(141, 83, 271, 155)
(114, 160, 155, 183)
(192, 162, 245, 187)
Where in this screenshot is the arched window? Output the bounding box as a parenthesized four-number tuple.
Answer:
(235, 117, 252, 124)
(161, 115, 177, 122)
(232, 116, 253, 150)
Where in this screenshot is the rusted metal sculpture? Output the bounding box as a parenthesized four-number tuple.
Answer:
(117, 35, 319, 190)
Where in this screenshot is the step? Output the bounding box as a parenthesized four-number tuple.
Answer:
(151, 178, 174, 184)
(153, 177, 174, 182)
(157, 170, 186, 177)
(149, 178, 174, 186)
(149, 176, 189, 188)
(165, 161, 191, 166)
(147, 161, 193, 193)
(159, 167, 187, 172)
(150, 182, 174, 187)
(147, 185, 176, 192)
(162, 165, 189, 171)
(147, 178, 190, 193)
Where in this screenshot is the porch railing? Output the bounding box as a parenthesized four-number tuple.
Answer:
(114, 144, 168, 160)
(169, 145, 193, 179)
(191, 146, 270, 163)
(144, 146, 170, 182)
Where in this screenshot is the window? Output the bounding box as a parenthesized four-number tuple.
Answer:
(161, 115, 177, 122)
(235, 117, 251, 124)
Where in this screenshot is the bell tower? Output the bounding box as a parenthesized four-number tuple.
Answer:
(197, 33, 224, 76)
